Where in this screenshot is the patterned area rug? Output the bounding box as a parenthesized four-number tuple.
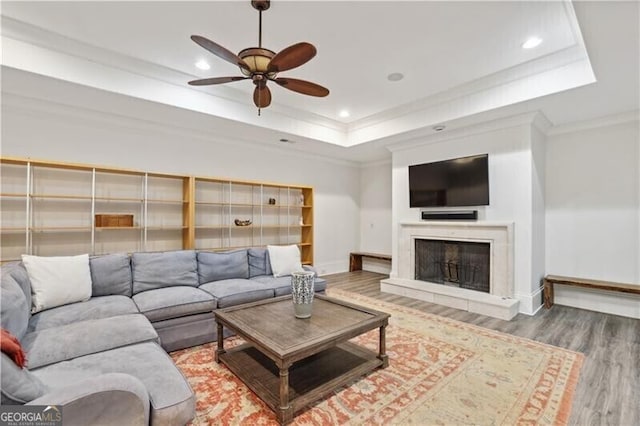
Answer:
(171, 288, 583, 425)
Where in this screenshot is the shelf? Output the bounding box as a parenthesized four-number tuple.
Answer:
(31, 227, 92, 232)
(31, 194, 92, 200)
(95, 196, 143, 203)
(146, 199, 187, 204)
(195, 224, 308, 230)
(196, 242, 305, 252)
(146, 226, 187, 231)
(0, 227, 26, 233)
(0, 193, 27, 198)
(95, 226, 142, 231)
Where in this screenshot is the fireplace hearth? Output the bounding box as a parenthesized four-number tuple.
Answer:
(415, 239, 490, 292)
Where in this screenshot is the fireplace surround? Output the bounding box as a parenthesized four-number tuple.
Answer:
(381, 221, 519, 320)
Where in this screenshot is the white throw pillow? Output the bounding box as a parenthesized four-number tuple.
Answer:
(21, 254, 93, 313)
(267, 245, 304, 278)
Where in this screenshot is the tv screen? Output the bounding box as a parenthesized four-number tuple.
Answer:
(409, 154, 489, 207)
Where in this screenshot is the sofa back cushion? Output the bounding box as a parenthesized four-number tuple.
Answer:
(5, 263, 32, 310)
(1, 353, 49, 405)
(248, 248, 273, 277)
(132, 251, 198, 294)
(197, 250, 248, 284)
(90, 253, 133, 297)
(0, 273, 30, 341)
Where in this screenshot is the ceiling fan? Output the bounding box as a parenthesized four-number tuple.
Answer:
(189, 0, 329, 114)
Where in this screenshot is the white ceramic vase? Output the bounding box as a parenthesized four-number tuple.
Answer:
(291, 271, 315, 318)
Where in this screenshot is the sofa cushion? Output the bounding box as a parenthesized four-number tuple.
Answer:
(4, 262, 32, 310)
(267, 245, 304, 277)
(199, 279, 274, 308)
(1, 353, 49, 405)
(132, 250, 198, 294)
(22, 314, 158, 369)
(90, 253, 133, 297)
(132, 287, 215, 322)
(22, 254, 93, 313)
(197, 249, 249, 284)
(251, 275, 328, 296)
(0, 273, 30, 340)
(31, 341, 195, 426)
(28, 296, 139, 333)
(248, 248, 272, 277)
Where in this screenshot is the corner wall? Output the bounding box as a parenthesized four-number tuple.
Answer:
(359, 161, 392, 273)
(545, 116, 640, 318)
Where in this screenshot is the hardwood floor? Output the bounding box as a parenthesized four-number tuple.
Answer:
(324, 270, 640, 426)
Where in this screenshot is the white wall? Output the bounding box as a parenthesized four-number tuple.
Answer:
(546, 118, 640, 318)
(389, 115, 545, 314)
(359, 161, 392, 273)
(1, 94, 360, 275)
(530, 125, 547, 308)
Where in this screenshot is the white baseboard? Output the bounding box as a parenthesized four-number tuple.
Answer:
(314, 260, 348, 276)
(515, 286, 544, 315)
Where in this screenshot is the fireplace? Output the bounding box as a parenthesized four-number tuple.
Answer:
(381, 221, 518, 320)
(415, 239, 490, 292)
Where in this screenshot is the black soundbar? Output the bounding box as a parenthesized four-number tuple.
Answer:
(421, 210, 478, 221)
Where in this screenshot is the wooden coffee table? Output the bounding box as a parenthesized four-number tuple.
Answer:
(215, 294, 390, 425)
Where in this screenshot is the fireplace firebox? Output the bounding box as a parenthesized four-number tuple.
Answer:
(415, 239, 490, 293)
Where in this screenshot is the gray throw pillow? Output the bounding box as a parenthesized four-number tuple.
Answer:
(0, 354, 49, 405)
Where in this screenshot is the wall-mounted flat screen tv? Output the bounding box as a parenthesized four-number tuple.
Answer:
(409, 154, 489, 207)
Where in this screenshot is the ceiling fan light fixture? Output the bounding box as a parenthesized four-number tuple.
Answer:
(238, 47, 276, 77)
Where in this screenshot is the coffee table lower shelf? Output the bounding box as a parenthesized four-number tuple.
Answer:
(218, 341, 384, 422)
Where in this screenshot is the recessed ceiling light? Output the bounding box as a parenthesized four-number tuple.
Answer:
(387, 72, 404, 82)
(339, 110, 350, 118)
(195, 60, 210, 70)
(522, 37, 542, 49)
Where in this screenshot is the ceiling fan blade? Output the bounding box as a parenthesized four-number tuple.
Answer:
(273, 78, 329, 97)
(253, 84, 272, 108)
(267, 42, 317, 73)
(188, 76, 249, 86)
(191, 35, 249, 71)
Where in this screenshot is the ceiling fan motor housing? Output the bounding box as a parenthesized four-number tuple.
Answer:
(238, 47, 277, 78)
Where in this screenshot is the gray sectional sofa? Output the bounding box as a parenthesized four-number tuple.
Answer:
(0, 247, 326, 425)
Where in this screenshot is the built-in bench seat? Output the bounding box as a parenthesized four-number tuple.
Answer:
(349, 252, 392, 272)
(543, 275, 640, 308)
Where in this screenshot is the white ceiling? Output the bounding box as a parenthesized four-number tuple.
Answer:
(1, 1, 638, 162)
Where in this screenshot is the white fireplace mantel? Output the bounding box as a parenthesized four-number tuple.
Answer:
(381, 221, 519, 320)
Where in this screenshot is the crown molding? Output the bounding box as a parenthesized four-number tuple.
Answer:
(547, 110, 640, 136)
(385, 111, 542, 154)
